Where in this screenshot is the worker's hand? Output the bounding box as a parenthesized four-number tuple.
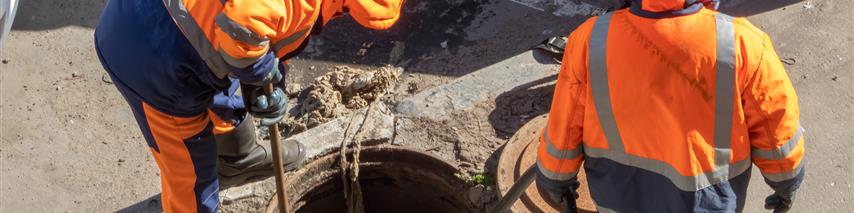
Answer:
(764, 193, 794, 213)
(543, 181, 579, 204)
(236, 53, 289, 126)
(535, 166, 580, 205)
(244, 63, 283, 87)
(248, 86, 288, 126)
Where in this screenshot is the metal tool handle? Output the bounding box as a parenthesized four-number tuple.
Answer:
(265, 82, 289, 213)
(492, 165, 537, 213)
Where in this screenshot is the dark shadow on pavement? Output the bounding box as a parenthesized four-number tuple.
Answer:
(488, 73, 557, 139)
(719, 0, 803, 17)
(288, 0, 589, 84)
(12, 0, 105, 30)
(116, 193, 163, 213)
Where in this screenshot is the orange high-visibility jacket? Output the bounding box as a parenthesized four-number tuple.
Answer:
(161, 0, 403, 78)
(537, 1, 804, 211)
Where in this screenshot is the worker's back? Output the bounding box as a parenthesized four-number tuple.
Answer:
(536, 1, 805, 212)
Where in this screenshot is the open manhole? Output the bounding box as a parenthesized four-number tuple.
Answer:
(268, 146, 477, 212)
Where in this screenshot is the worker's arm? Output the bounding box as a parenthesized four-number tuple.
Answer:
(535, 18, 592, 203)
(742, 32, 805, 212)
(214, 0, 287, 72)
(346, 0, 404, 30)
(214, 0, 291, 125)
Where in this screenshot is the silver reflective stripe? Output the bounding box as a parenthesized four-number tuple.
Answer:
(589, 12, 624, 152)
(272, 28, 310, 53)
(162, 0, 231, 78)
(544, 129, 584, 160)
(586, 12, 743, 191)
(762, 160, 805, 182)
(215, 13, 270, 47)
(219, 50, 261, 69)
(752, 123, 804, 160)
(536, 161, 578, 181)
(585, 146, 751, 191)
(713, 12, 736, 182)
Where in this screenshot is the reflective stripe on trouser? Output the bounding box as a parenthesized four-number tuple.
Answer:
(586, 11, 745, 209)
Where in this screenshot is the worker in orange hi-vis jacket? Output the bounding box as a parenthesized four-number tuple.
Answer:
(94, 0, 402, 212)
(535, 0, 804, 212)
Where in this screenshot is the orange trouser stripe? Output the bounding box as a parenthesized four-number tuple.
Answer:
(143, 102, 210, 213)
(208, 109, 236, 135)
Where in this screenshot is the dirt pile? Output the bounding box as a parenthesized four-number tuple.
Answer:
(283, 65, 402, 134)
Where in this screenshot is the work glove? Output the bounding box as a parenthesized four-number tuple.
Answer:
(535, 166, 580, 207)
(236, 53, 289, 126)
(762, 166, 805, 213)
(764, 192, 794, 213)
(245, 85, 287, 126)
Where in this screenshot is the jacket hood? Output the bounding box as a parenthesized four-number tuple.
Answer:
(636, 0, 695, 12)
(630, 0, 718, 18)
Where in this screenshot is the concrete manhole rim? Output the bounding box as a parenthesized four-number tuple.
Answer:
(266, 145, 476, 213)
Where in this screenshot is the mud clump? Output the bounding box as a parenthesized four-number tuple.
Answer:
(284, 65, 401, 133)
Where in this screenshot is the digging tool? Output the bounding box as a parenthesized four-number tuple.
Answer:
(491, 165, 577, 213)
(265, 82, 289, 213)
(492, 165, 537, 212)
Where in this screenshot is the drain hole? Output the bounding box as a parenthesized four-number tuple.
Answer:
(287, 146, 477, 213)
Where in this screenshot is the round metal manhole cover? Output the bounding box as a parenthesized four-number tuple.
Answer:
(496, 115, 597, 213)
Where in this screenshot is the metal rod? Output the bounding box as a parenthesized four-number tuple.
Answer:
(265, 82, 289, 213)
(491, 164, 537, 213)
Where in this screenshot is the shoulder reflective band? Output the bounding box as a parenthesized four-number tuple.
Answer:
(713, 12, 735, 181)
(162, 0, 231, 79)
(588, 12, 624, 152)
(586, 12, 746, 191)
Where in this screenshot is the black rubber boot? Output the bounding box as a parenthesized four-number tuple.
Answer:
(216, 115, 306, 188)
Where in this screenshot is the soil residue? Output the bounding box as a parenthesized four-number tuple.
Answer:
(282, 65, 402, 134)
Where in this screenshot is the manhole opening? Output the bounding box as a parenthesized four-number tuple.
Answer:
(286, 146, 477, 212)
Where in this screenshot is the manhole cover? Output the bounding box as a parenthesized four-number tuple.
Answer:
(496, 115, 597, 212)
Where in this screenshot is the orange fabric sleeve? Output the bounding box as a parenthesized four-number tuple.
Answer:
(347, 0, 404, 30)
(536, 18, 594, 178)
(741, 32, 805, 176)
(215, 0, 288, 67)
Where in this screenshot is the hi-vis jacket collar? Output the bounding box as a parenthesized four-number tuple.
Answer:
(629, 0, 719, 18)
